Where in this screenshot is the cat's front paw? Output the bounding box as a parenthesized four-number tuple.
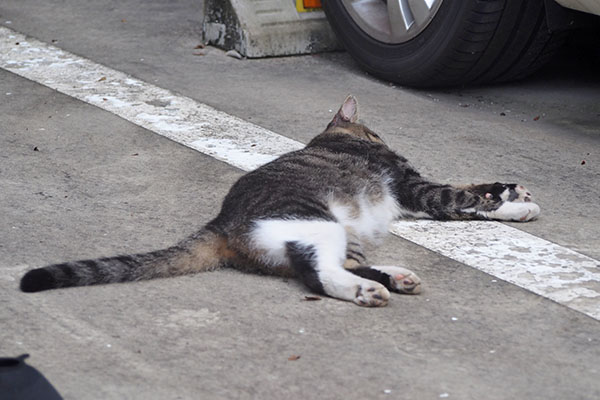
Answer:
(371, 266, 422, 294)
(511, 184, 534, 203)
(484, 183, 533, 203)
(485, 201, 541, 222)
(354, 283, 390, 307)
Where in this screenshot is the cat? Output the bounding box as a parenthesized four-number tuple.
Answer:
(19, 96, 540, 306)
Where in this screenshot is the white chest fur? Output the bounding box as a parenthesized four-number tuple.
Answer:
(329, 182, 401, 241)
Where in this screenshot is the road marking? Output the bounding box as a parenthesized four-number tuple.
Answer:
(2, 26, 599, 319)
(391, 221, 600, 319)
(0, 27, 301, 171)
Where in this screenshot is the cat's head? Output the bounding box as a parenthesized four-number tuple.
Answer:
(325, 96, 385, 144)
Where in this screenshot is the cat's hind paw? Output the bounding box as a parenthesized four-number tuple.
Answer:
(371, 266, 422, 295)
(354, 282, 390, 307)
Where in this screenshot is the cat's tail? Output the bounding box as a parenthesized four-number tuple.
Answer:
(20, 229, 229, 293)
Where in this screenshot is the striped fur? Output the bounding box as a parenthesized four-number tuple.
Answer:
(20, 96, 540, 304)
(20, 230, 227, 292)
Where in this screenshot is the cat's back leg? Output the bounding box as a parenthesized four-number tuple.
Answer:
(251, 219, 390, 307)
(346, 265, 422, 294)
(341, 229, 422, 294)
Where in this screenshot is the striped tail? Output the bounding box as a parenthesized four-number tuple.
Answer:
(20, 229, 228, 293)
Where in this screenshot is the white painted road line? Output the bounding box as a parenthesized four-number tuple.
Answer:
(0, 27, 302, 171)
(2, 26, 599, 319)
(391, 221, 600, 319)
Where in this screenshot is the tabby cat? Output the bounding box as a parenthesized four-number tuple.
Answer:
(20, 96, 540, 306)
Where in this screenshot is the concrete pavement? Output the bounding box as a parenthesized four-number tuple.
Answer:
(1, 1, 599, 399)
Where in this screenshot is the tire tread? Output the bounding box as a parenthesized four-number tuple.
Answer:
(323, 0, 567, 87)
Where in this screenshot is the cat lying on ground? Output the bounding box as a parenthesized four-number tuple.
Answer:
(20, 96, 540, 306)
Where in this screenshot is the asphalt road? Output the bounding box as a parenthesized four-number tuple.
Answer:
(1, 1, 599, 399)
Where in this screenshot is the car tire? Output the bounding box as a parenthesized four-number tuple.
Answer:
(323, 0, 568, 87)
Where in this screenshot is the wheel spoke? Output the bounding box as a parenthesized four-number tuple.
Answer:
(387, 0, 412, 41)
(408, 0, 435, 26)
(342, 0, 443, 44)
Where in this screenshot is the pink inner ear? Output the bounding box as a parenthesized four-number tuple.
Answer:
(341, 96, 358, 122)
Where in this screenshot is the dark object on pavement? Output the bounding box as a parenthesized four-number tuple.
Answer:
(0, 354, 63, 400)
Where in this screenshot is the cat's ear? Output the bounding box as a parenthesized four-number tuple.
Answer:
(329, 95, 359, 126)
